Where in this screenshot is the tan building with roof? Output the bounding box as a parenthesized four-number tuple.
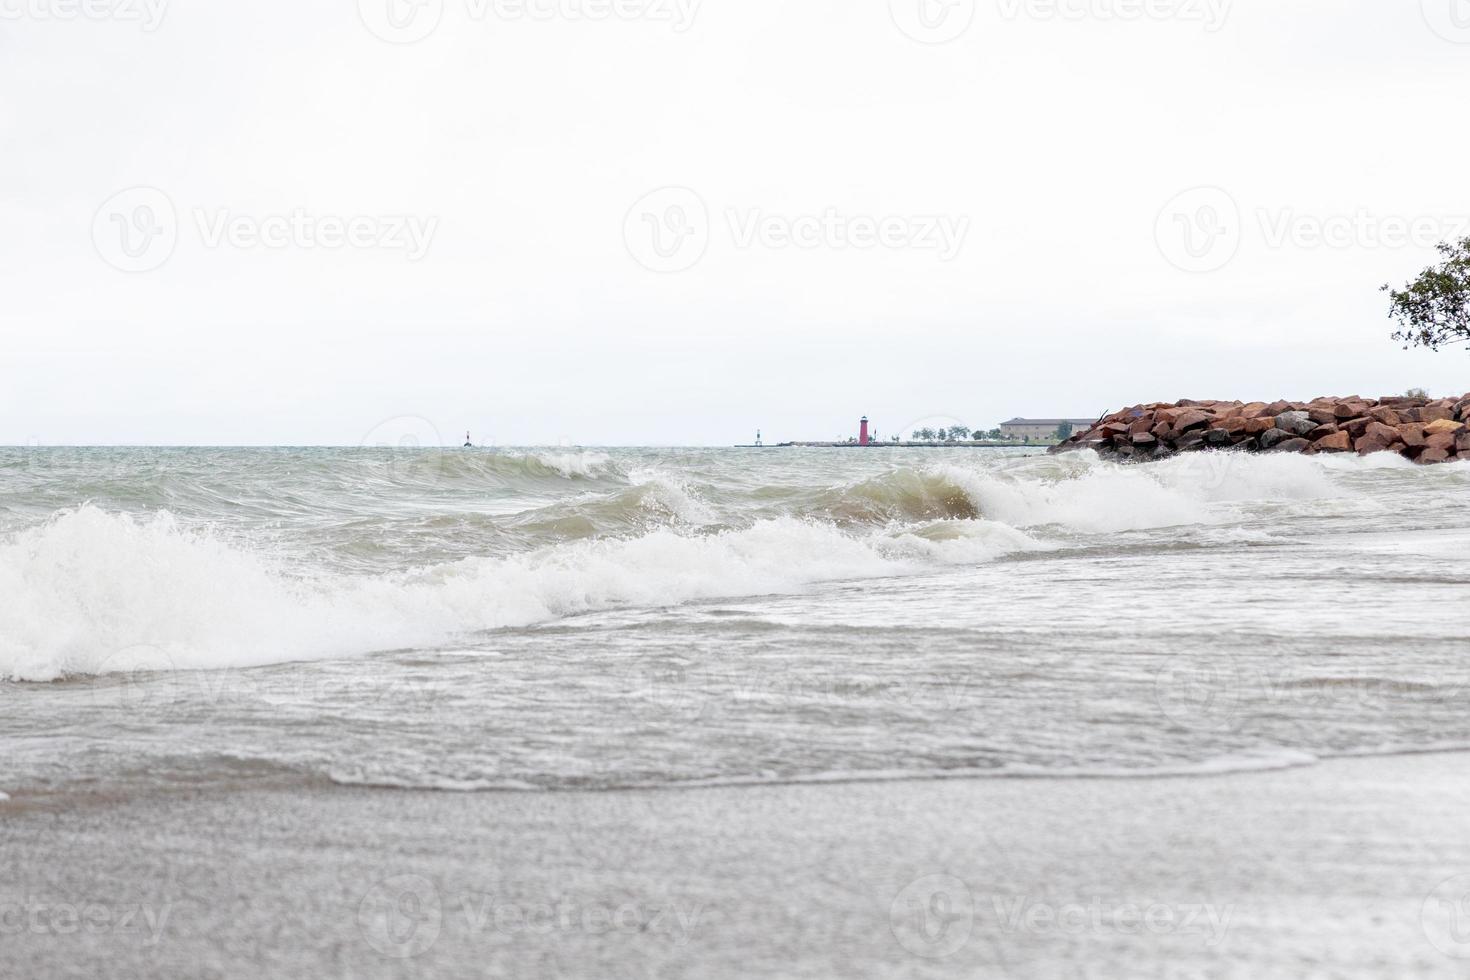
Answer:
(998, 418, 1098, 440)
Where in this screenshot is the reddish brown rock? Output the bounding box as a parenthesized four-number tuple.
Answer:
(1174, 410, 1211, 432)
(1307, 408, 1338, 426)
(1312, 431, 1353, 452)
(1364, 421, 1400, 444)
(1425, 432, 1457, 453)
(1368, 406, 1402, 426)
(1355, 433, 1394, 455)
(1051, 392, 1470, 464)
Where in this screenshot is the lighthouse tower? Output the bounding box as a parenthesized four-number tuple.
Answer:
(859, 417, 870, 446)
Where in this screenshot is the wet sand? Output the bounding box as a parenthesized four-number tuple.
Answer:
(2, 752, 1469, 979)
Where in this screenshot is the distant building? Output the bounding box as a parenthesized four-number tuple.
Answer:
(999, 418, 1096, 440)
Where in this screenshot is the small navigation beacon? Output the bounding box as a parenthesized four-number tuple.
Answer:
(464, 431, 472, 448)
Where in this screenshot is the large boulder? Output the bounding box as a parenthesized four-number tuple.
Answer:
(1259, 427, 1293, 450)
(1424, 418, 1466, 436)
(1174, 410, 1212, 432)
(1355, 423, 1400, 455)
(1312, 431, 1352, 453)
(1425, 431, 1458, 453)
(1368, 406, 1402, 426)
(1275, 411, 1317, 436)
(1202, 428, 1232, 446)
(1398, 423, 1427, 448)
(1364, 421, 1400, 444)
(1270, 437, 1312, 454)
(1307, 407, 1339, 426)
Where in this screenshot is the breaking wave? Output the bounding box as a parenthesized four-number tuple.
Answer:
(0, 505, 1038, 682)
(0, 449, 1406, 682)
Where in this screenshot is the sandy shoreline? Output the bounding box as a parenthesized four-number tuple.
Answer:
(2, 753, 1468, 979)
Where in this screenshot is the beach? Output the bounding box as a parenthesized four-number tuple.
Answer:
(4, 446, 1470, 978)
(3, 752, 1469, 979)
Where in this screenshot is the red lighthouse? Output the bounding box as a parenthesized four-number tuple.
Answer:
(859, 416, 870, 446)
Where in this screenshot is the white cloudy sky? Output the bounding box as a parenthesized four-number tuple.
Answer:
(3, 0, 1468, 446)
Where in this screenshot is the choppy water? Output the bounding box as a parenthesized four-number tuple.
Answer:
(2, 446, 1469, 798)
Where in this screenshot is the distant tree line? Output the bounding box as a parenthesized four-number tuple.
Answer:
(907, 425, 1068, 442)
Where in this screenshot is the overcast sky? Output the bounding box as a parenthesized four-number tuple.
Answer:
(3, 0, 1468, 446)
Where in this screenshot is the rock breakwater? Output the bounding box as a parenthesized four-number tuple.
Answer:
(1052, 394, 1470, 464)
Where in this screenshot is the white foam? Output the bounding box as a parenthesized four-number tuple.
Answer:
(0, 451, 1412, 682)
(0, 507, 939, 682)
(938, 452, 1347, 534)
(531, 450, 612, 478)
(626, 467, 716, 524)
